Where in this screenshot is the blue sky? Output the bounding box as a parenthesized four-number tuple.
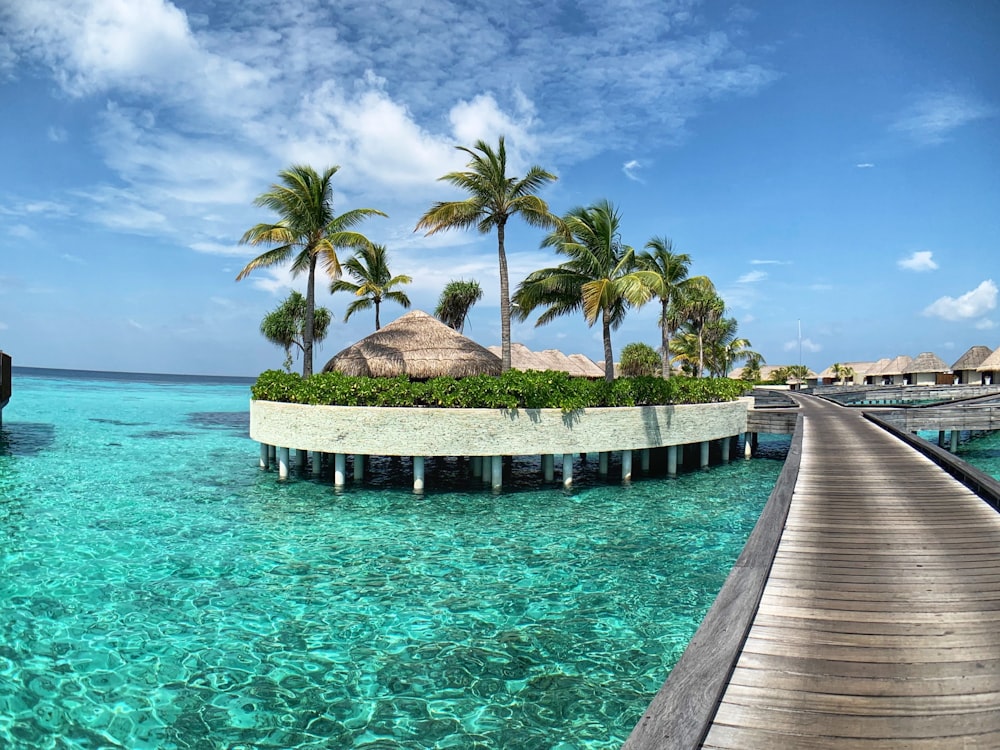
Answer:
(1, 0, 997, 376)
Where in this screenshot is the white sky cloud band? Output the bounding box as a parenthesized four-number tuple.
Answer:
(923, 279, 997, 322)
(898, 251, 938, 272)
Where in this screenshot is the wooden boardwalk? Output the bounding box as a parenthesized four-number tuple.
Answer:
(701, 394, 1000, 748)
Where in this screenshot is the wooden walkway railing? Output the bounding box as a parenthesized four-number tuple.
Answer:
(624, 393, 1000, 749)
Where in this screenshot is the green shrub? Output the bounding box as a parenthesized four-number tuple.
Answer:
(619, 342, 661, 377)
(251, 369, 746, 409)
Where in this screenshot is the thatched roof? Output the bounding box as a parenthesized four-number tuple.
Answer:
(568, 353, 604, 377)
(977, 346, 1000, 372)
(817, 361, 875, 379)
(877, 355, 913, 376)
(487, 343, 549, 371)
(952, 345, 993, 371)
(323, 310, 501, 378)
(907, 351, 950, 374)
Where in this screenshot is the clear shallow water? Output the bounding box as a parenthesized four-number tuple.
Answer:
(0, 371, 787, 749)
(955, 430, 1000, 481)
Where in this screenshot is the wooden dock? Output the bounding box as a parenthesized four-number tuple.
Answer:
(625, 393, 1000, 749)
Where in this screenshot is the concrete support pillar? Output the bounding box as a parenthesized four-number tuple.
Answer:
(721, 437, 731, 463)
(491, 455, 503, 490)
(598, 451, 609, 477)
(354, 455, 365, 481)
(938, 430, 946, 447)
(622, 450, 632, 482)
(268, 444, 277, 463)
(482, 455, 492, 485)
(667, 445, 678, 476)
(413, 456, 425, 492)
(277, 447, 290, 480)
(678, 444, 685, 466)
(296, 449, 307, 472)
(562, 454, 573, 489)
(471, 456, 482, 478)
(744, 433, 753, 459)
(333, 453, 347, 487)
(950, 430, 959, 452)
(260, 443, 269, 470)
(310, 450, 322, 477)
(640, 448, 650, 473)
(700, 441, 710, 468)
(542, 454, 554, 482)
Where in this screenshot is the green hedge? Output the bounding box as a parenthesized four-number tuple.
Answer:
(251, 369, 748, 410)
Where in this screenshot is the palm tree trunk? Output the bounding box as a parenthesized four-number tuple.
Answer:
(303, 254, 316, 377)
(497, 220, 511, 372)
(375, 300, 381, 331)
(661, 299, 670, 379)
(602, 309, 614, 383)
(697, 328, 704, 378)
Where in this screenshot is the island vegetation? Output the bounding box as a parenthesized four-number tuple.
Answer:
(239, 137, 760, 386)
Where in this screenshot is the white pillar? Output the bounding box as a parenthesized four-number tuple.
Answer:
(562, 454, 573, 489)
(260, 443, 269, 470)
(268, 444, 277, 463)
(667, 445, 678, 476)
(491, 455, 503, 490)
(311, 450, 322, 477)
(640, 448, 650, 473)
(950, 430, 959, 452)
(721, 437, 731, 463)
(354, 455, 365, 480)
(334, 453, 346, 487)
(542, 454, 554, 482)
(744, 433, 753, 459)
(471, 456, 482, 478)
(700, 441, 710, 468)
(413, 456, 425, 492)
(622, 450, 632, 482)
(277, 447, 290, 480)
(598, 451, 609, 476)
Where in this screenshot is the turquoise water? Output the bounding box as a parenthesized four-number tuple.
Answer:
(0, 371, 786, 749)
(955, 430, 1000, 481)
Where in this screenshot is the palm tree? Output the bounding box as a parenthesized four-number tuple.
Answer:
(512, 200, 651, 382)
(330, 244, 411, 331)
(673, 276, 724, 377)
(435, 279, 483, 333)
(236, 164, 386, 376)
(415, 137, 557, 372)
(260, 291, 332, 372)
(740, 351, 765, 383)
(635, 237, 691, 378)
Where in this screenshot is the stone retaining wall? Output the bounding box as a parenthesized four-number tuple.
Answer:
(251, 398, 751, 457)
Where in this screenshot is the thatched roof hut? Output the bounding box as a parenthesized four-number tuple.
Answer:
(907, 352, 950, 374)
(877, 355, 913, 377)
(323, 310, 501, 378)
(952, 346, 993, 372)
(977, 346, 1000, 372)
(568, 353, 604, 378)
(487, 343, 549, 371)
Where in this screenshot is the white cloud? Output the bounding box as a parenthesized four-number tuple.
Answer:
(975, 319, 995, 331)
(750, 259, 789, 265)
(784, 337, 821, 353)
(855, 162, 874, 168)
(190, 241, 255, 257)
(48, 126, 68, 143)
(891, 91, 993, 145)
(623, 159, 644, 182)
(10, 224, 34, 239)
(897, 250, 938, 272)
(127, 318, 144, 330)
(737, 270, 767, 283)
(922, 279, 997, 322)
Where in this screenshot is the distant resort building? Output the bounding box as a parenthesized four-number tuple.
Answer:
(488, 342, 604, 377)
(952, 345, 994, 384)
(978, 347, 1000, 385)
(906, 352, 952, 385)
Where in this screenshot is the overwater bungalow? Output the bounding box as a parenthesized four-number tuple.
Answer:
(863, 358, 892, 385)
(952, 345, 994, 384)
(875, 354, 913, 385)
(817, 361, 874, 385)
(905, 351, 951, 385)
(977, 345, 1000, 385)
